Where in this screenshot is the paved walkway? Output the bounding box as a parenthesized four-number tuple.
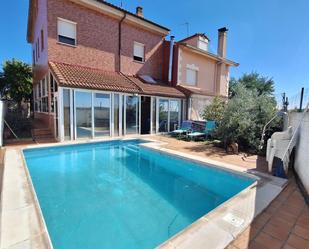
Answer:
(227, 175, 309, 249)
(145, 135, 309, 248)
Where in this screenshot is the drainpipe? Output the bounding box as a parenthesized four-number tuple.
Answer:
(168, 36, 175, 84)
(214, 61, 222, 95)
(118, 13, 126, 72)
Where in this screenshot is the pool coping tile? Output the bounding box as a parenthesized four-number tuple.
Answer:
(0, 137, 288, 249)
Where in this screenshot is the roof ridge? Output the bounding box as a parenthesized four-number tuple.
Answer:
(95, 0, 170, 32)
(49, 60, 122, 75)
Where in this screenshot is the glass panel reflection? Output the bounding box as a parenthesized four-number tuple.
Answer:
(63, 89, 71, 140)
(152, 97, 156, 134)
(114, 94, 119, 136)
(94, 93, 110, 137)
(169, 100, 180, 131)
(159, 99, 168, 132)
(76, 91, 92, 139)
(126, 96, 139, 135)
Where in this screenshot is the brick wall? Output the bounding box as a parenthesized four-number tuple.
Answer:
(47, 0, 166, 79)
(120, 22, 165, 79)
(32, 0, 49, 82)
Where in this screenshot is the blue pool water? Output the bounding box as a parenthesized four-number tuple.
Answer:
(23, 139, 255, 249)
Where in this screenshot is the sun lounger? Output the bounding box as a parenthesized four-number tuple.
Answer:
(187, 120, 216, 140)
(170, 121, 192, 136)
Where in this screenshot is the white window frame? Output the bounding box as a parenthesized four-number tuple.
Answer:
(133, 41, 145, 62)
(186, 68, 198, 86)
(57, 17, 77, 46)
(123, 94, 140, 136)
(156, 97, 181, 133)
(198, 40, 208, 51)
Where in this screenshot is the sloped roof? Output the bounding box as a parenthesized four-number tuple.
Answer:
(177, 85, 227, 98)
(178, 33, 210, 43)
(127, 76, 186, 98)
(49, 61, 142, 93)
(49, 61, 185, 98)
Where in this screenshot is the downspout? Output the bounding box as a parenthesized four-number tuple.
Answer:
(168, 36, 175, 84)
(118, 13, 126, 72)
(214, 61, 221, 95)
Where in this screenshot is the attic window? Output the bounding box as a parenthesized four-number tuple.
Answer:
(186, 68, 198, 86)
(57, 18, 77, 46)
(198, 40, 208, 51)
(133, 42, 145, 62)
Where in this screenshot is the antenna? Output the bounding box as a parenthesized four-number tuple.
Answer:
(180, 22, 190, 37)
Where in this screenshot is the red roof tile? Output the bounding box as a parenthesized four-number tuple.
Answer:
(126, 76, 186, 98)
(177, 85, 226, 97)
(49, 61, 186, 98)
(49, 61, 142, 93)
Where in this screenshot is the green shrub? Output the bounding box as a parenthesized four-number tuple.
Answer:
(202, 97, 226, 123)
(216, 84, 278, 153)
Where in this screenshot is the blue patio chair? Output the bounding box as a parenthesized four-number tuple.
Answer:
(187, 120, 216, 140)
(170, 121, 192, 136)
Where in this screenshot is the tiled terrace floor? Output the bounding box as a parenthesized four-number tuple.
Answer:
(2, 135, 308, 248)
(144, 135, 309, 249)
(227, 175, 309, 249)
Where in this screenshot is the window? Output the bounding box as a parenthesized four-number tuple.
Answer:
(186, 68, 198, 86)
(41, 29, 44, 51)
(133, 42, 145, 62)
(125, 96, 139, 134)
(63, 89, 71, 140)
(32, 50, 35, 65)
(57, 18, 76, 46)
(94, 93, 110, 137)
(37, 38, 40, 58)
(35, 43, 38, 62)
(198, 40, 208, 51)
(76, 91, 92, 139)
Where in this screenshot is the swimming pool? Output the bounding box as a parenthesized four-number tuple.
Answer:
(23, 139, 256, 249)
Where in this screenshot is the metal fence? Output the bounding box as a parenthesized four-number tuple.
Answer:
(277, 87, 309, 112)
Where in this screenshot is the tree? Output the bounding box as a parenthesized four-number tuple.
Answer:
(0, 59, 32, 106)
(217, 83, 278, 153)
(229, 72, 274, 97)
(202, 97, 226, 123)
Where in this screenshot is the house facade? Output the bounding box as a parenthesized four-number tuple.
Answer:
(27, 0, 238, 141)
(172, 30, 239, 120)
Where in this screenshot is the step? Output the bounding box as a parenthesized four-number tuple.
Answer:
(32, 129, 53, 136)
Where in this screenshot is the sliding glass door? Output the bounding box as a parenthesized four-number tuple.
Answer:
(75, 91, 92, 139)
(157, 98, 181, 133)
(63, 89, 71, 140)
(169, 100, 180, 132)
(94, 93, 110, 137)
(125, 95, 139, 135)
(113, 94, 120, 136)
(159, 99, 169, 132)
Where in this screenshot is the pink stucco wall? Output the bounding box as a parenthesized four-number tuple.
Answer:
(176, 46, 229, 97)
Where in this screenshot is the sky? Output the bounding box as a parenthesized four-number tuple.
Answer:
(0, 0, 309, 102)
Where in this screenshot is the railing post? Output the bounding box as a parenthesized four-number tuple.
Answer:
(299, 87, 304, 112)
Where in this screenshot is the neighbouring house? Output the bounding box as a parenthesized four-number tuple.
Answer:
(27, 0, 238, 141)
(171, 29, 239, 120)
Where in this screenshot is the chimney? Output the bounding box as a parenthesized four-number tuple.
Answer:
(217, 27, 228, 58)
(136, 6, 143, 17)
